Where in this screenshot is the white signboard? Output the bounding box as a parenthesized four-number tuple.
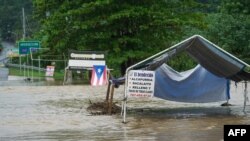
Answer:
(45, 66, 55, 77)
(68, 51, 105, 70)
(7, 49, 19, 57)
(127, 70, 155, 97)
(68, 60, 105, 69)
(70, 53, 104, 59)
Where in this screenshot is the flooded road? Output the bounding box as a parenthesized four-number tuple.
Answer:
(0, 83, 249, 141)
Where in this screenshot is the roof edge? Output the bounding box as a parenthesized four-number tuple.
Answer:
(125, 35, 198, 73)
(125, 34, 250, 74)
(195, 35, 250, 68)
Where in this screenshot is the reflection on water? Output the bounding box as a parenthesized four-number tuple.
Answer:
(130, 106, 237, 118)
(0, 83, 249, 141)
(130, 115, 249, 141)
(0, 76, 62, 86)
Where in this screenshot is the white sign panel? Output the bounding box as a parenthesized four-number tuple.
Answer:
(45, 66, 55, 77)
(68, 60, 105, 69)
(70, 53, 104, 59)
(68, 51, 105, 70)
(127, 70, 155, 98)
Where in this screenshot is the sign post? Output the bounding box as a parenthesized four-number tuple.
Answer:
(18, 41, 40, 79)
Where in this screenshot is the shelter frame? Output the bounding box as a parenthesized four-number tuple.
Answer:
(121, 35, 250, 123)
(63, 50, 106, 85)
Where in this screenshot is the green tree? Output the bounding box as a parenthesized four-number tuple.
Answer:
(182, 0, 250, 65)
(221, 0, 250, 14)
(0, 0, 34, 42)
(33, 0, 204, 75)
(203, 0, 250, 64)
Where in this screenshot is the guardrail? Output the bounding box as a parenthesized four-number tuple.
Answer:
(5, 63, 46, 71)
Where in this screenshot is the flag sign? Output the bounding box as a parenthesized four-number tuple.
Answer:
(91, 65, 107, 86)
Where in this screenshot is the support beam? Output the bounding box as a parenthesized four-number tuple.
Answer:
(243, 81, 248, 112)
(108, 84, 115, 115)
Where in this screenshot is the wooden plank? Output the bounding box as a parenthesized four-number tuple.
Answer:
(108, 84, 115, 115)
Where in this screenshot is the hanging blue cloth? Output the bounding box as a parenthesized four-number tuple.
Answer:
(154, 64, 230, 103)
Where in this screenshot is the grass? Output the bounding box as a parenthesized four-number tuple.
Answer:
(8, 67, 91, 84)
(8, 67, 65, 80)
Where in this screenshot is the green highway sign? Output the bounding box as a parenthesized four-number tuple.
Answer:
(19, 41, 40, 55)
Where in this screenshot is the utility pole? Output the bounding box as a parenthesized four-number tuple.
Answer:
(21, 7, 27, 78)
(22, 7, 26, 40)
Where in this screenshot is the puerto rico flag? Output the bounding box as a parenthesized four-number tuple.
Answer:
(91, 65, 108, 86)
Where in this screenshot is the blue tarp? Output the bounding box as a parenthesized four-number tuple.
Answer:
(154, 64, 230, 103)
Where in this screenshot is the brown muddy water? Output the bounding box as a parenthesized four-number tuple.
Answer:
(0, 80, 249, 141)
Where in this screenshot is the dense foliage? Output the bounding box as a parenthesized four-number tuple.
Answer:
(1, 0, 249, 75)
(0, 0, 34, 42)
(32, 0, 204, 75)
(200, 0, 250, 64)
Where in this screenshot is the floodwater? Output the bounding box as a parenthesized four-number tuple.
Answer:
(0, 76, 64, 86)
(0, 81, 249, 141)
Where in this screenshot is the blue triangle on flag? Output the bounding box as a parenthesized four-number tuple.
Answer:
(93, 65, 105, 80)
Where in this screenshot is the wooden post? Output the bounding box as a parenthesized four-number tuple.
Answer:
(63, 68, 67, 85)
(243, 81, 248, 112)
(108, 84, 115, 115)
(106, 81, 111, 102)
(105, 81, 111, 113)
(105, 71, 111, 113)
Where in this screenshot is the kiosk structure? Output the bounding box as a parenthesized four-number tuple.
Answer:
(63, 50, 106, 84)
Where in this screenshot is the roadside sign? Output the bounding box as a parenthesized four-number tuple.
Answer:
(45, 66, 55, 77)
(127, 70, 155, 98)
(18, 41, 40, 55)
(68, 50, 105, 70)
(7, 48, 19, 57)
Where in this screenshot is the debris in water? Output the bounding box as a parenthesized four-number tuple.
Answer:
(87, 101, 121, 115)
